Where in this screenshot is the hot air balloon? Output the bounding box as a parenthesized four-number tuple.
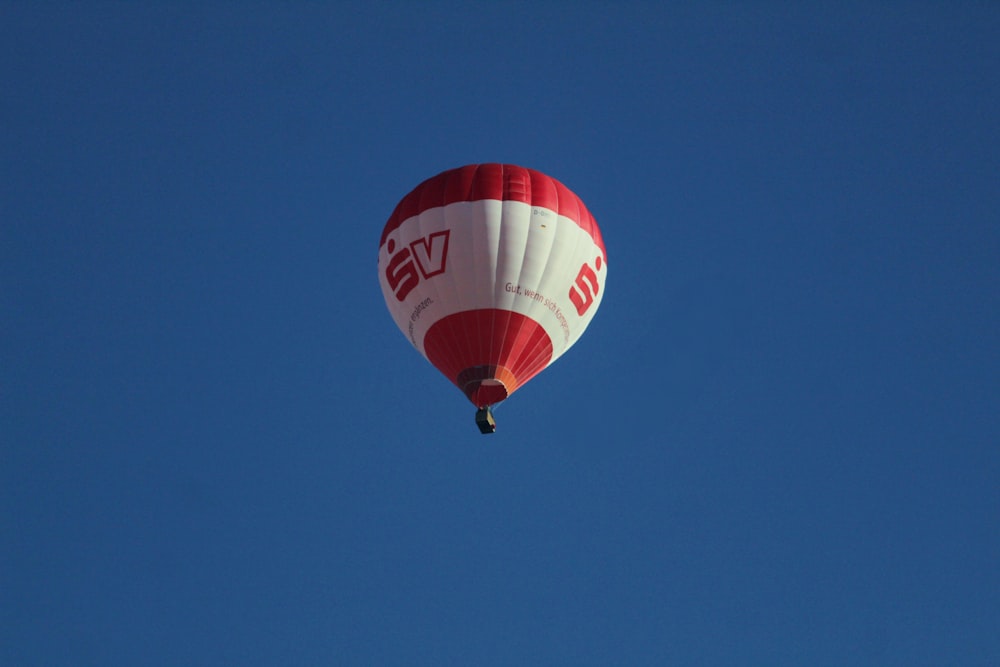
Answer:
(377, 164, 607, 433)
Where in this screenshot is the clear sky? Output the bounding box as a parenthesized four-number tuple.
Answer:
(2, 2, 998, 665)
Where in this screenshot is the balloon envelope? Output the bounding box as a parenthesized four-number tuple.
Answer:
(378, 164, 607, 407)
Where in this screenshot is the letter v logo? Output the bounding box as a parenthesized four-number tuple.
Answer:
(410, 230, 450, 279)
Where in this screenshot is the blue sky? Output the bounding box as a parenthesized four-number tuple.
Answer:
(2, 2, 998, 665)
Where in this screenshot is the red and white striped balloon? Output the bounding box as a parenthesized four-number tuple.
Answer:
(378, 164, 607, 408)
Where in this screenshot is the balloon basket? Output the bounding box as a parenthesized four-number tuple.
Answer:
(475, 406, 496, 434)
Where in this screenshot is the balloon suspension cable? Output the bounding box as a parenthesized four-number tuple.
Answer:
(475, 405, 496, 434)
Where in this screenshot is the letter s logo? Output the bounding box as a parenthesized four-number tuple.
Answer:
(568, 261, 600, 316)
(385, 240, 419, 301)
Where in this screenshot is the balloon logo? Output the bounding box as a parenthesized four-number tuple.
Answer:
(377, 164, 607, 433)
